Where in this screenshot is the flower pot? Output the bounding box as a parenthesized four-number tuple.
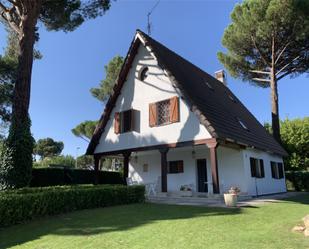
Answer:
(179, 190, 193, 197)
(224, 193, 238, 207)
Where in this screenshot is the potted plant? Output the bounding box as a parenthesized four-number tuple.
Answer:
(179, 185, 193, 197)
(224, 186, 240, 207)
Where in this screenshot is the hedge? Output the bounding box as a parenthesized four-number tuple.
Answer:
(0, 184, 145, 227)
(285, 171, 309, 191)
(30, 168, 124, 187)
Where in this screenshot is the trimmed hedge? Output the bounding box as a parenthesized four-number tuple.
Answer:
(285, 171, 309, 191)
(30, 168, 124, 187)
(0, 184, 145, 227)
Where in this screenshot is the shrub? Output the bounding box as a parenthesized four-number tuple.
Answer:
(0, 184, 145, 227)
(0, 141, 14, 190)
(30, 168, 124, 187)
(285, 171, 309, 191)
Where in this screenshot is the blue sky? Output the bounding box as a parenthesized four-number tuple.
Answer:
(0, 0, 308, 157)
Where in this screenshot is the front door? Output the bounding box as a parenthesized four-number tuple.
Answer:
(197, 159, 208, 192)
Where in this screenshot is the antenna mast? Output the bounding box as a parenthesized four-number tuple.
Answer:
(147, 0, 160, 35)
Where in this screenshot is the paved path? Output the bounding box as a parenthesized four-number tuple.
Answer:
(237, 192, 308, 207)
(147, 192, 308, 208)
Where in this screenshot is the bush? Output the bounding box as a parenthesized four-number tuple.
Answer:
(33, 155, 76, 168)
(285, 171, 309, 191)
(0, 184, 145, 227)
(0, 141, 14, 190)
(30, 168, 124, 187)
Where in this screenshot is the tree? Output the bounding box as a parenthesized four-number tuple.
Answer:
(76, 155, 93, 169)
(0, 0, 111, 188)
(33, 155, 75, 168)
(90, 55, 124, 103)
(72, 55, 124, 141)
(34, 137, 64, 160)
(264, 117, 308, 171)
(218, 0, 309, 142)
(72, 120, 98, 142)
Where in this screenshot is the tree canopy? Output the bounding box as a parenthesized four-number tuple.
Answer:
(72, 55, 124, 142)
(218, 0, 309, 142)
(90, 55, 124, 103)
(72, 120, 98, 142)
(34, 138, 64, 160)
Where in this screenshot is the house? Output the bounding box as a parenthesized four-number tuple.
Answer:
(87, 30, 287, 196)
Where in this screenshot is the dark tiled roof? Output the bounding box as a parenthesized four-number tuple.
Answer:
(87, 30, 287, 156)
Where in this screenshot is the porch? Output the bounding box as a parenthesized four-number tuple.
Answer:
(93, 138, 247, 195)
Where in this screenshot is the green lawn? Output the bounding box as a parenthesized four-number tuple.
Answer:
(0, 195, 308, 249)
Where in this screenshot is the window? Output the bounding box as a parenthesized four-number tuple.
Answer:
(271, 161, 284, 179)
(157, 99, 170, 125)
(237, 118, 249, 130)
(205, 81, 214, 90)
(143, 164, 149, 172)
(140, 67, 149, 81)
(149, 96, 179, 127)
(168, 160, 184, 174)
(114, 109, 137, 134)
(250, 157, 265, 178)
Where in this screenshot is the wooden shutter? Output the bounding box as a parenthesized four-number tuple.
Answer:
(169, 96, 179, 123)
(149, 103, 157, 127)
(250, 157, 256, 177)
(271, 161, 276, 179)
(278, 163, 284, 179)
(178, 160, 184, 173)
(130, 109, 135, 131)
(114, 112, 120, 134)
(259, 159, 265, 178)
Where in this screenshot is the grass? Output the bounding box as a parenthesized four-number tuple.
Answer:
(0, 195, 308, 249)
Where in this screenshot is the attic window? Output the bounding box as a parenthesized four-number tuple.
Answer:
(205, 81, 214, 90)
(139, 67, 149, 81)
(237, 118, 248, 130)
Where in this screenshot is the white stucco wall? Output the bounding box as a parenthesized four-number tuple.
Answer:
(94, 44, 211, 154)
(242, 148, 286, 196)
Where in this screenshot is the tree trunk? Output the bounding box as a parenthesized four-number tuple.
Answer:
(270, 36, 281, 143)
(12, 3, 41, 124)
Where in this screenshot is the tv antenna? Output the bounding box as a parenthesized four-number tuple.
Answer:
(147, 0, 160, 35)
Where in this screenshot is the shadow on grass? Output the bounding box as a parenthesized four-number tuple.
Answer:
(0, 203, 241, 248)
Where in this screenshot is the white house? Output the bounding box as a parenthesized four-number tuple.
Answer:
(87, 30, 287, 197)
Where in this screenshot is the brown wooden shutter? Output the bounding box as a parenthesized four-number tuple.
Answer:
(178, 160, 184, 173)
(271, 161, 276, 179)
(114, 112, 120, 134)
(250, 157, 256, 177)
(259, 159, 265, 178)
(169, 96, 179, 123)
(278, 163, 284, 179)
(130, 109, 135, 131)
(149, 103, 157, 127)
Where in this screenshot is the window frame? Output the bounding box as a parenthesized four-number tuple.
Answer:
(250, 157, 265, 178)
(271, 161, 284, 179)
(114, 109, 135, 134)
(168, 160, 184, 174)
(156, 99, 171, 126)
(139, 67, 149, 81)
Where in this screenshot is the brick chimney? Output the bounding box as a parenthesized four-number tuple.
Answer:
(215, 70, 227, 86)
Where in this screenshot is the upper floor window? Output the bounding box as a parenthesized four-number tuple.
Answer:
(139, 67, 149, 81)
(114, 109, 138, 134)
(250, 157, 265, 178)
(271, 161, 284, 179)
(149, 96, 180, 127)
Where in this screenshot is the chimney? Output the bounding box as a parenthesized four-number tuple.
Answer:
(215, 70, 227, 86)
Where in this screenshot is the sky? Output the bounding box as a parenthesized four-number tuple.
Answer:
(0, 0, 308, 157)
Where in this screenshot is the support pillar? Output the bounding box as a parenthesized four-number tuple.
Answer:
(208, 141, 220, 194)
(123, 152, 131, 185)
(159, 148, 169, 192)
